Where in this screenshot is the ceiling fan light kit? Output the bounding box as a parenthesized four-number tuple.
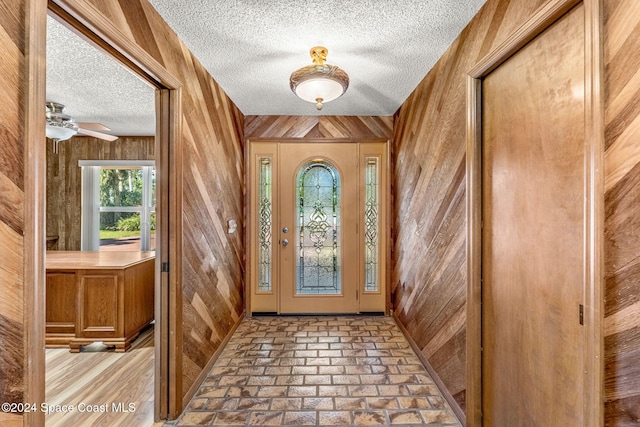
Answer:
(290, 46, 349, 110)
(45, 102, 118, 153)
(46, 102, 78, 153)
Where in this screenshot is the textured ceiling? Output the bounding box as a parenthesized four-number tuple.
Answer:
(46, 1, 486, 136)
(46, 16, 156, 136)
(148, 0, 487, 116)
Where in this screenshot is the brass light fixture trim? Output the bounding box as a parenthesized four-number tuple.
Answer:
(289, 46, 349, 110)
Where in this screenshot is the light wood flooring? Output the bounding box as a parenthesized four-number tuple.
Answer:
(45, 317, 462, 426)
(45, 325, 160, 427)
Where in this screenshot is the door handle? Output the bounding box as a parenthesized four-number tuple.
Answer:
(282, 239, 289, 246)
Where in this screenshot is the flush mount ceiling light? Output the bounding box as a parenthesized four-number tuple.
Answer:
(290, 46, 349, 110)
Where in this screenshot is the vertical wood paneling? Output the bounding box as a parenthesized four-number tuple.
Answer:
(604, 0, 640, 423)
(0, 0, 26, 424)
(392, 0, 549, 413)
(46, 136, 155, 250)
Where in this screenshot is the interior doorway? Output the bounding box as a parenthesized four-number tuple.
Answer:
(44, 10, 160, 425)
(248, 141, 388, 315)
(34, 1, 184, 423)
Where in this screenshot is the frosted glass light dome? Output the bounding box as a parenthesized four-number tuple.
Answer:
(290, 47, 349, 110)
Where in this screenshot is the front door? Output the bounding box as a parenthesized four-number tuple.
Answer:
(249, 141, 387, 314)
(280, 143, 358, 313)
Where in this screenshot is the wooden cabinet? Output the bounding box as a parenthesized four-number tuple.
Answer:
(45, 251, 155, 352)
(45, 272, 77, 345)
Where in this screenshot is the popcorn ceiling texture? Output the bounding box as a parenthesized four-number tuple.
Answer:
(148, 0, 486, 116)
(46, 16, 156, 136)
(46, 1, 486, 135)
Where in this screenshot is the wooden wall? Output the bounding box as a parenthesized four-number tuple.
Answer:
(393, 0, 640, 422)
(392, 0, 549, 413)
(69, 0, 246, 410)
(46, 136, 155, 250)
(3, 0, 639, 423)
(0, 0, 26, 424)
(603, 0, 640, 423)
(245, 115, 393, 140)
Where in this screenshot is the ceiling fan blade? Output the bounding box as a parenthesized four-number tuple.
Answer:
(77, 127, 118, 141)
(76, 122, 111, 131)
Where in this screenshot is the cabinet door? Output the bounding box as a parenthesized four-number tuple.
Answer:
(77, 270, 122, 337)
(46, 272, 77, 336)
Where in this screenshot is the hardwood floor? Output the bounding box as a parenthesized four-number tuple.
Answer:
(45, 325, 159, 427)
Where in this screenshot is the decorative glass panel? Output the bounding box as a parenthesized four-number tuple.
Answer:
(364, 157, 379, 292)
(296, 161, 341, 295)
(258, 157, 272, 292)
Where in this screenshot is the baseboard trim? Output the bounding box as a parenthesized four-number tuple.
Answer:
(181, 312, 245, 409)
(391, 310, 466, 425)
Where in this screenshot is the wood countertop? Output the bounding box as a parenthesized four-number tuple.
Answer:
(46, 251, 155, 270)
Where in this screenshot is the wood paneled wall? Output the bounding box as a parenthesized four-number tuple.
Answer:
(46, 136, 155, 250)
(394, 0, 640, 423)
(0, 0, 27, 424)
(70, 0, 246, 410)
(245, 115, 393, 140)
(603, 0, 640, 423)
(392, 0, 549, 413)
(3, 0, 640, 423)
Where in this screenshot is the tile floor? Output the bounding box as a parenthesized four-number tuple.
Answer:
(171, 316, 461, 426)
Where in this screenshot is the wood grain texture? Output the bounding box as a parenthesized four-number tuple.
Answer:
(0, 0, 26, 420)
(2, 0, 637, 423)
(45, 272, 77, 345)
(54, 0, 246, 413)
(392, 0, 549, 415)
(481, 5, 586, 423)
(245, 115, 393, 140)
(45, 327, 156, 427)
(44, 252, 155, 352)
(604, 0, 640, 422)
(46, 136, 155, 251)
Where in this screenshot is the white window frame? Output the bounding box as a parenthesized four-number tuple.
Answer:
(79, 160, 155, 251)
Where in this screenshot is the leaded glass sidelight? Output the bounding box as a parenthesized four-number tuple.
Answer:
(364, 157, 379, 292)
(296, 160, 341, 295)
(257, 157, 272, 292)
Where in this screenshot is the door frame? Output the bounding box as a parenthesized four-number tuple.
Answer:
(25, 0, 184, 424)
(245, 138, 391, 316)
(465, 0, 604, 425)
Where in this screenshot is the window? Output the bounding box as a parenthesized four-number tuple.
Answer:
(80, 160, 155, 251)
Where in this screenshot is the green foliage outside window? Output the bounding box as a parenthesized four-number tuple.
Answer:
(117, 212, 156, 231)
(100, 169, 143, 230)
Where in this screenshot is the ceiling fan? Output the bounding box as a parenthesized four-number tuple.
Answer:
(45, 101, 118, 153)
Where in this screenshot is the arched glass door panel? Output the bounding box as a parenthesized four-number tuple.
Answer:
(295, 160, 341, 295)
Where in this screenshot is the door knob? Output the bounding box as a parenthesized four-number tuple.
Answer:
(282, 239, 289, 246)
